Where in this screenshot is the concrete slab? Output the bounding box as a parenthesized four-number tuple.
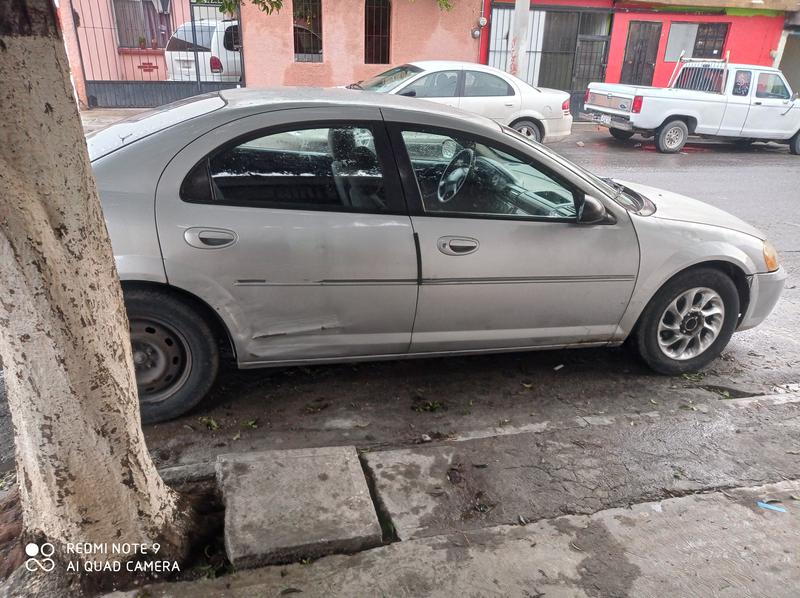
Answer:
(363, 399, 800, 540)
(105, 480, 800, 598)
(215, 446, 382, 568)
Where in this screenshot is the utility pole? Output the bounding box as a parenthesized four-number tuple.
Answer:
(508, 0, 529, 78)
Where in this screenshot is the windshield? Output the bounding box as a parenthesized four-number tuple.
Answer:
(501, 125, 643, 211)
(358, 64, 423, 92)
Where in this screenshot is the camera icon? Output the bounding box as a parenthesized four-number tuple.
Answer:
(25, 542, 56, 572)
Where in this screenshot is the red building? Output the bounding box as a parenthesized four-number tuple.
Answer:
(481, 0, 794, 112)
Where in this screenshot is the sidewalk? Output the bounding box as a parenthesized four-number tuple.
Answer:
(110, 479, 800, 597)
(80, 109, 146, 134)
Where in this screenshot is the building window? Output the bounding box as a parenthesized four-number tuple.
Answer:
(113, 0, 171, 49)
(294, 0, 323, 62)
(365, 0, 390, 64)
(665, 22, 729, 62)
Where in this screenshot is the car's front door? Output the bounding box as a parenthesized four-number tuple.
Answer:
(392, 126, 639, 353)
(458, 70, 520, 123)
(742, 72, 799, 138)
(156, 108, 418, 364)
(395, 69, 461, 110)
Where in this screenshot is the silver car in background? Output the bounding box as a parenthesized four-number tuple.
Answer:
(87, 89, 786, 423)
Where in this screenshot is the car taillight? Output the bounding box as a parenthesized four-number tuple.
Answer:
(210, 56, 223, 73)
(561, 98, 570, 112)
(584, 89, 590, 104)
(631, 95, 643, 113)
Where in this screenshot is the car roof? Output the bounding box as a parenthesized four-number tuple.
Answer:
(88, 87, 499, 161)
(217, 86, 494, 121)
(409, 60, 512, 74)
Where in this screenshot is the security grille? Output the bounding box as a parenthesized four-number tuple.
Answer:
(365, 0, 391, 64)
(294, 0, 323, 62)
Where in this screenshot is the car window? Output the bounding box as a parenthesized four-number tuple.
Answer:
(463, 71, 514, 97)
(183, 126, 391, 213)
(755, 73, 790, 99)
(732, 70, 751, 97)
(400, 130, 576, 220)
(223, 25, 240, 52)
(400, 71, 459, 98)
(166, 24, 215, 52)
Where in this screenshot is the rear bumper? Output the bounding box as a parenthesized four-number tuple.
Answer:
(580, 111, 633, 131)
(542, 114, 573, 143)
(738, 266, 787, 331)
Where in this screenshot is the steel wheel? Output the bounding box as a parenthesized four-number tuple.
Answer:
(663, 125, 685, 151)
(657, 287, 725, 361)
(130, 318, 192, 405)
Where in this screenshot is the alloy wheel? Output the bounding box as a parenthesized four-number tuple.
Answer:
(657, 287, 725, 361)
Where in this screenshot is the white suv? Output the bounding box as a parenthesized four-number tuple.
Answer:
(165, 19, 241, 83)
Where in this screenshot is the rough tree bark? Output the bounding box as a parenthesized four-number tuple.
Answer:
(0, 0, 192, 576)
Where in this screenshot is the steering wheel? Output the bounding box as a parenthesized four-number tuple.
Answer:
(437, 148, 475, 203)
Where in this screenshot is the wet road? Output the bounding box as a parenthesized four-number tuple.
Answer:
(0, 127, 798, 477)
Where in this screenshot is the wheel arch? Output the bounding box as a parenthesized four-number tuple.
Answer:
(121, 280, 237, 361)
(627, 259, 751, 338)
(510, 116, 545, 139)
(659, 114, 699, 134)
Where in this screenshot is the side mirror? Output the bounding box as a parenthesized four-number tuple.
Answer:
(400, 90, 417, 97)
(578, 195, 611, 224)
(793, 91, 799, 101)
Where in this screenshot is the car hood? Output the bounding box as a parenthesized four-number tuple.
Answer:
(618, 180, 765, 240)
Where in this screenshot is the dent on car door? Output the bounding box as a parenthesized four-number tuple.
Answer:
(155, 108, 418, 364)
(393, 126, 639, 352)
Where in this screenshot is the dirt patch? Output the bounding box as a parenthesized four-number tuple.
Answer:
(571, 520, 641, 598)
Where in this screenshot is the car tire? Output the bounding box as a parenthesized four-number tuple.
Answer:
(124, 288, 220, 424)
(609, 128, 634, 141)
(655, 119, 688, 153)
(512, 120, 542, 143)
(790, 132, 800, 155)
(633, 268, 739, 376)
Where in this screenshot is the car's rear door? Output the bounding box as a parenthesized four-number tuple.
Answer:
(458, 70, 520, 123)
(386, 118, 639, 353)
(155, 107, 418, 364)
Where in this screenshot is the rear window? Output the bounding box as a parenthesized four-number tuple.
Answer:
(166, 24, 216, 52)
(87, 95, 225, 161)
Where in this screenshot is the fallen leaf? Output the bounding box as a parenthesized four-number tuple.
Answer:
(242, 419, 258, 429)
(198, 416, 219, 431)
(649, 399, 658, 405)
(231, 431, 241, 441)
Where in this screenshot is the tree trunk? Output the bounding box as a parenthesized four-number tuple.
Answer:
(0, 0, 192, 572)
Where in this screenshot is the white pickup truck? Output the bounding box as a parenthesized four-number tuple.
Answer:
(582, 59, 800, 154)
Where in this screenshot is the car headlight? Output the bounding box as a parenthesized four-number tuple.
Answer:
(763, 241, 780, 272)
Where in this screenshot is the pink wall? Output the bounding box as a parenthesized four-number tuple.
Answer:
(65, 0, 193, 82)
(241, 0, 485, 88)
(606, 11, 785, 86)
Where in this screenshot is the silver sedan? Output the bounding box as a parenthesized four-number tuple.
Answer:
(88, 88, 786, 423)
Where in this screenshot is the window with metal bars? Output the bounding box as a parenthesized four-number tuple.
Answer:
(365, 0, 390, 64)
(692, 23, 728, 59)
(113, 0, 171, 49)
(294, 0, 323, 62)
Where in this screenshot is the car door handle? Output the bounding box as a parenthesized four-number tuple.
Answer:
(184, 227, 238, 249)
(437, 236, 479, 256)
(753, 101, 762, 105)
